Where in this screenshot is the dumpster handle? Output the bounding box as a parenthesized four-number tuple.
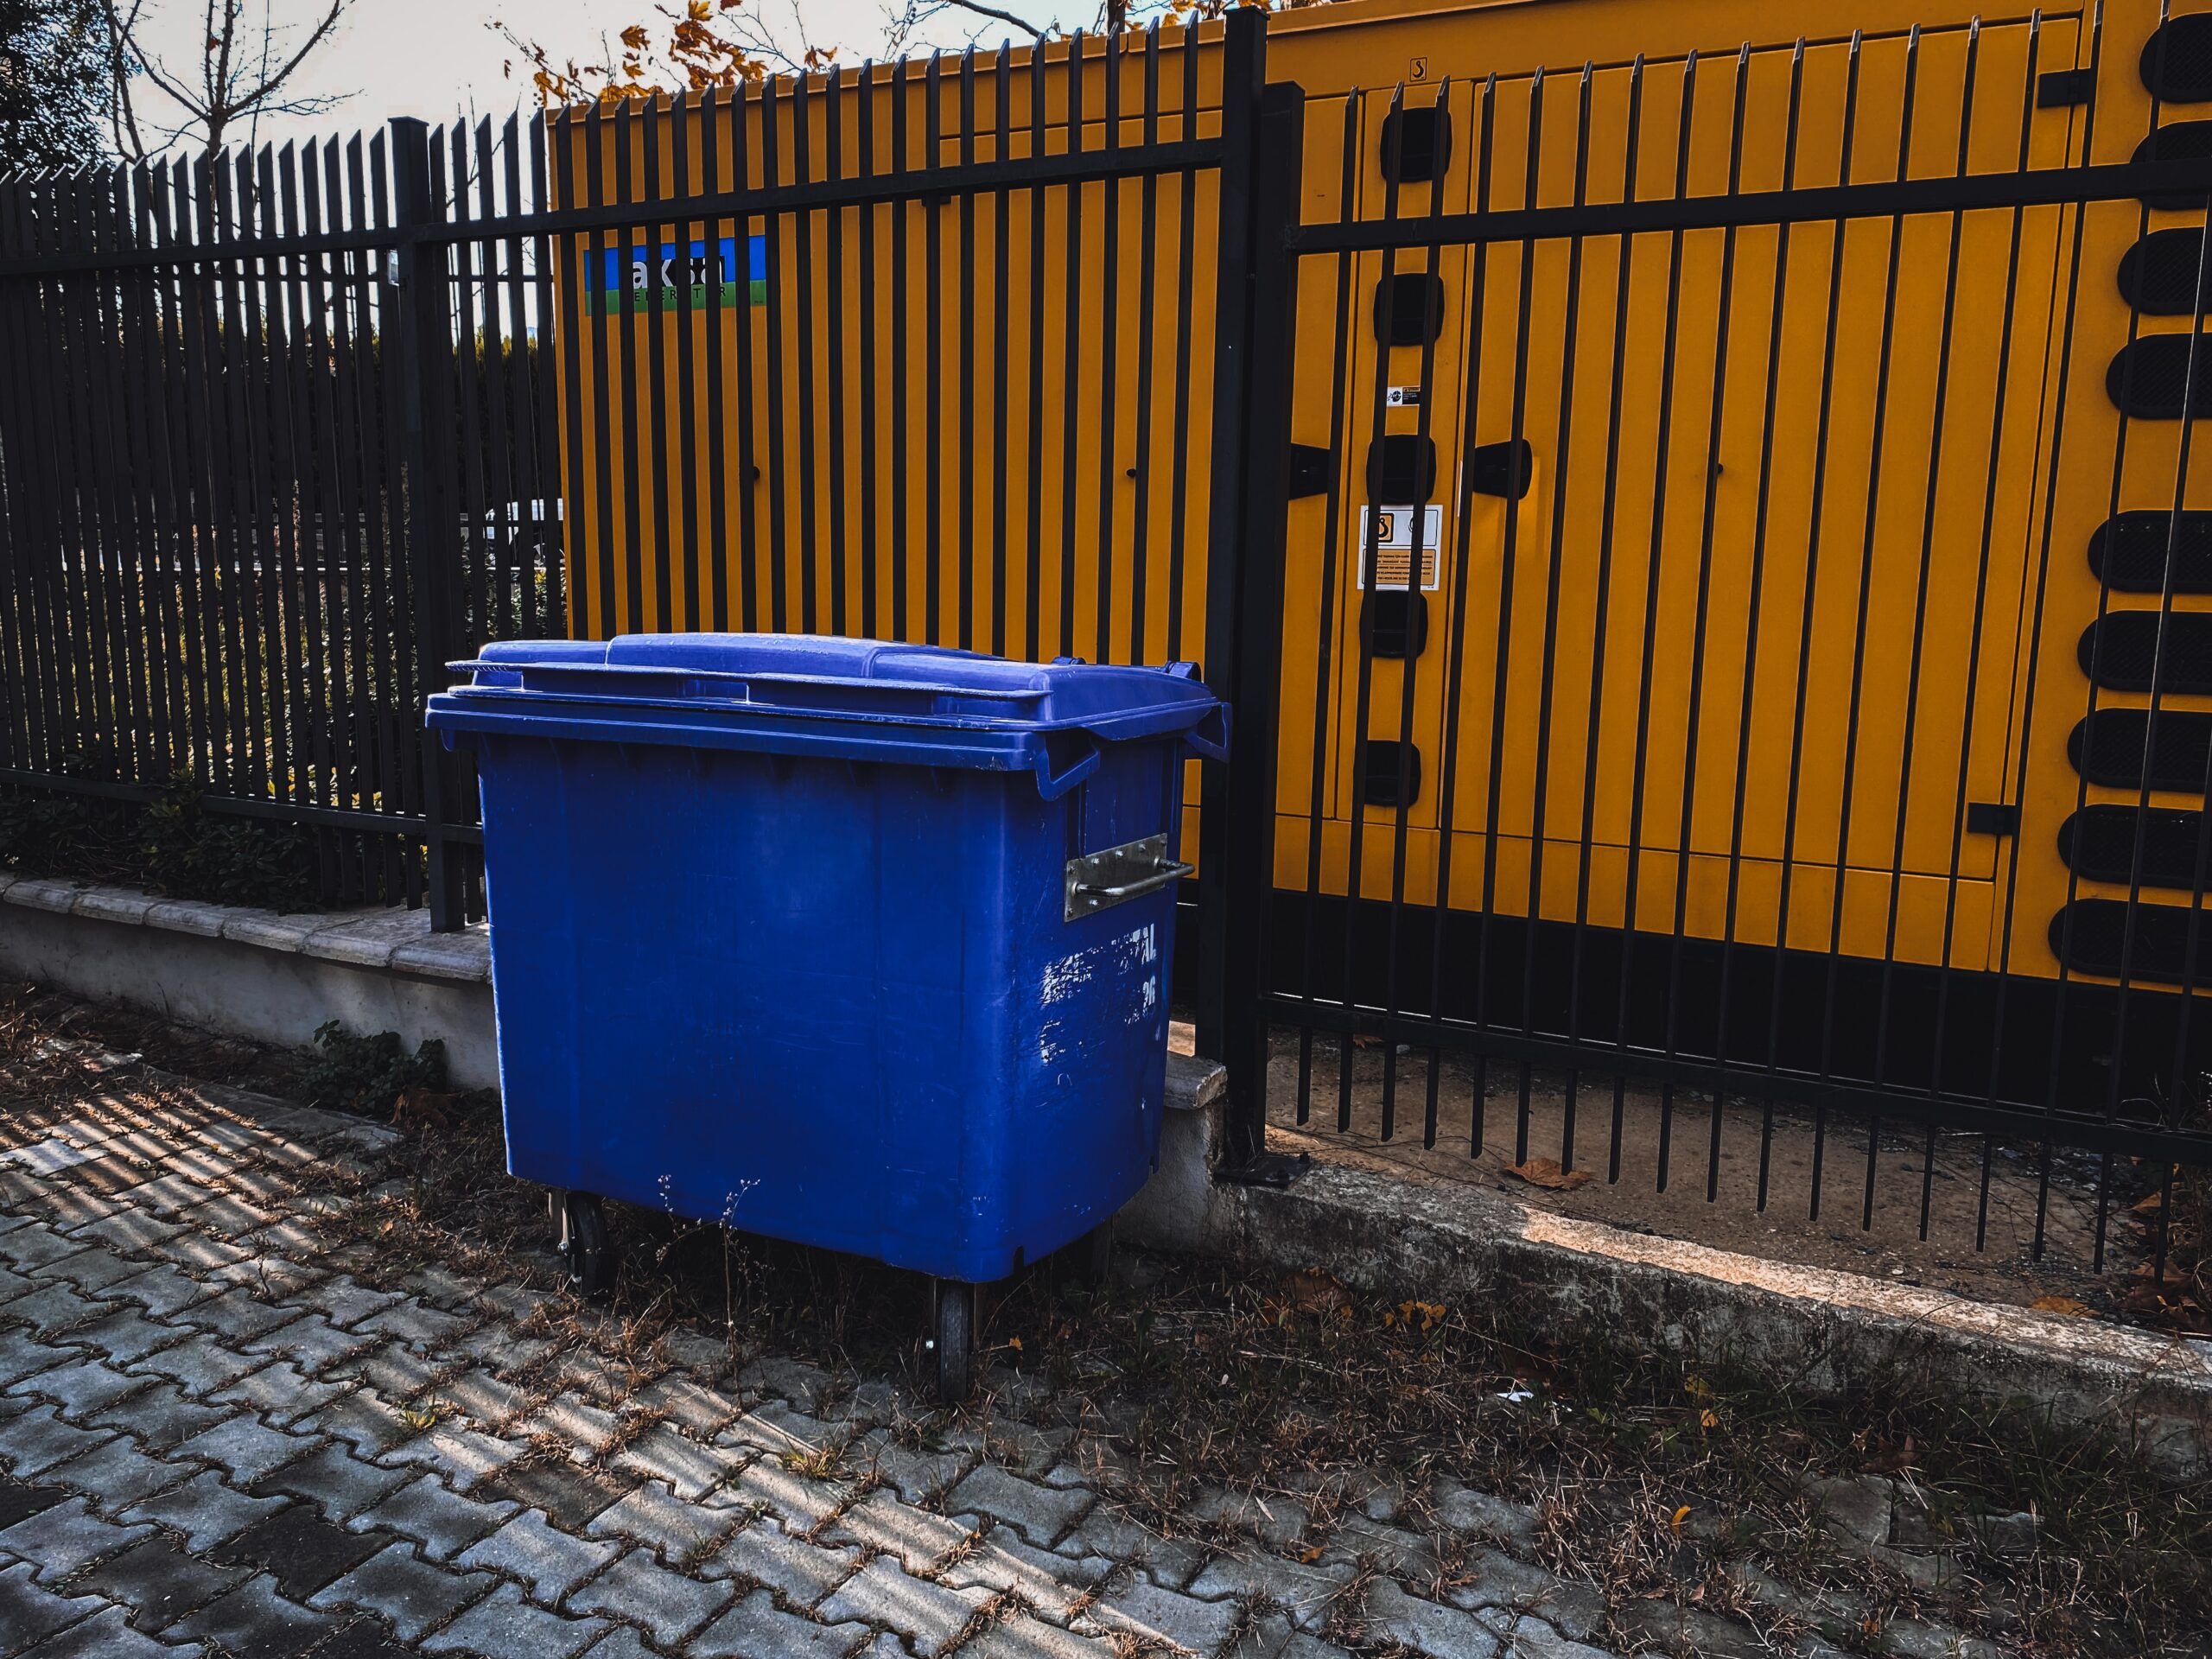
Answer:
(1074, 861, 1194, 905)
(1036, 731, 1101, 800)
(1181, 703, 1230, 762)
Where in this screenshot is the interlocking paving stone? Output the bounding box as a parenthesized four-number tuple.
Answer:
(1362, 1580, 1507, 1659)
(958, 1614, 1121, 1659)
(1185, 1550, 1353, 1628)
(0, 1329, 76, 1390)
(825, 1489, 977, 1572)
(715, 1456, 853, 1535)
(938, 1532, 1105, 1624)
(124, 1333, 257, 1399)
(66, 1211, 185, 1262)
(1, 1281, 113, 1338)
(117, 1470, 292, 1553)
(213, 1507, 389, 1599)
(578, 1629, 660, 1659)
(349, 1475, 517, 1561)
(0, 1478, 67, 1531)
(168, 1570, 345, 1659)
(945, 1465, 1095, 1548)
(1082, 1574, 1249, 1656)
(471, 1459, 628, 1539)
(856, 1433, 976, 1504)
(88, 1381, 235, 1452)
(75, 1535, 249, 1631)
(310, 1618, 420, 1659)
(60, 1307, 181, 1366)
(177, 1289, 299, 1346)
(167, 1415, 316, 1484)
(817, 1556, 990, 1656)
(700, 1519, 861, 1602)
(0, 1405, 118, 1478)
(689, 1587, 874, 1659)
(303, 1391, 419, 1459)
(251, 1442, 412, 1522)
(211, 1360, 346, 1425)
(0, 1495, 154, 1580)
(418, 1580, 612, 1658)
(611, 1422, 739, 1501)
(586, 1477, 741, 1563)
(317, 1281, 404, 1332)
(308, 1540, 497, 1643)
(32, 1246, 149, 1295)
(567, 1547, 737, 1643)
(45, 1432, 194, 1510)
(356, 1302, 474, 1350)
(18, 1599, 209, 1659)
(0, 1558, 108, 1652)
(0, 1225, 91, 1272)
(374, 1425, 523, 1489)
(454, 1506, 622, 1601)
(101, 1265, 207, 1319)
(9, 1357, 150, 1420)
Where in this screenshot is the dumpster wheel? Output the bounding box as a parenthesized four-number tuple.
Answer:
(552, 1189, 618, 1300)
(929, 1279, 975, 1402)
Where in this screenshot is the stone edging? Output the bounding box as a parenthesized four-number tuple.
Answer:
(0, 874, 490, 985)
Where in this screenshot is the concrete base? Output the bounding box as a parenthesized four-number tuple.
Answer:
(1116, 1080, 2212, 1475)
(0, 876, 499, 1090)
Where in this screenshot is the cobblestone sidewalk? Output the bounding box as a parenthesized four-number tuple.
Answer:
(0, 1049, 1986, 1659)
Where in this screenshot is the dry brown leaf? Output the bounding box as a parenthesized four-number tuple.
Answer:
(2133, 1190, 2169, 1215)
(1865, 1435, 1916, 1474)
(2031, 1294, 2095, 1319)
(1505, 1157, 1592, 1192)
(1287, 1268, 1350, 1314)
(1351, 1033, 1382, 1049)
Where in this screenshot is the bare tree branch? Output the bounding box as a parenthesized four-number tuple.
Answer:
(101, 0, 353, 158)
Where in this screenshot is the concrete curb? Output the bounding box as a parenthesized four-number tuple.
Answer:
(1116, 1082, 2212, 1475)
(0, 879, 498, 1089)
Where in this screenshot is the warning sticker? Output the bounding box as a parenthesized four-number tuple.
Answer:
(1355, 505, 1442, 591)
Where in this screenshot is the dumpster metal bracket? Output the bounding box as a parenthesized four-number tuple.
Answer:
(1065, 834, 1195, 921)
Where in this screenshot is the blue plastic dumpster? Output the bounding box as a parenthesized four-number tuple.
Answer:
(425, 633, 1226, 1395)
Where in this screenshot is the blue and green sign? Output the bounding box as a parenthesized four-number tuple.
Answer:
(587, 234, 767, 314)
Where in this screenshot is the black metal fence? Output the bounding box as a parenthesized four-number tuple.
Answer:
(1206, 12, 2212, 1273)
(0, 118, 564, 919)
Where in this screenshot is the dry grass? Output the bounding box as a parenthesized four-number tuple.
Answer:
(9, 983, 2211, 1657)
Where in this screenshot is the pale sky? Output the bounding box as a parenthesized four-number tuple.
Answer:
(124, 0, 1077, 152)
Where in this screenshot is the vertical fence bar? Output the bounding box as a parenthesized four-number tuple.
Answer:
(1196, 10, 1284, 1163)
(390, 118, 466, 928)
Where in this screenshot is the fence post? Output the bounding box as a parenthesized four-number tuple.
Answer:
(1197, 15, 1305, 1172)
(389, 118, 467, 931)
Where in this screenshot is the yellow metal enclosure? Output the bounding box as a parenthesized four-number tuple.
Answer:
(546, 0, 2205, 1001)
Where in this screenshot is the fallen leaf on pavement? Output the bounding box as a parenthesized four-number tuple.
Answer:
(2031, 1295, 2094, 1318)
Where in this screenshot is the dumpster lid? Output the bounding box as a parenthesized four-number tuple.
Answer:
(442, 633, 1220, 744)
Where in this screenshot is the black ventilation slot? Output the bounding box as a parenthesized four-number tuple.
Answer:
(1362, 590, 1428, 658)
(1367, 435, 1437, 501)
(1468, 438, 1533, 499)
(2059, 804, 2211, 889)
(2107, 334, 2212, 418)
(2049, 898, 2205, 983)
(2077, 611, 2212, 693)
(1379, 105, 1452, 184)
(2130, 123, 2212, 209)
(2144, 14, 2212, 102)
(1360, 739, 1422, 807)
(1374, 272, 1446, 346)
(2120, 229, 2211, 315)
(2069, 709, 2212, 791)
(2089, 511, 2212, 593)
